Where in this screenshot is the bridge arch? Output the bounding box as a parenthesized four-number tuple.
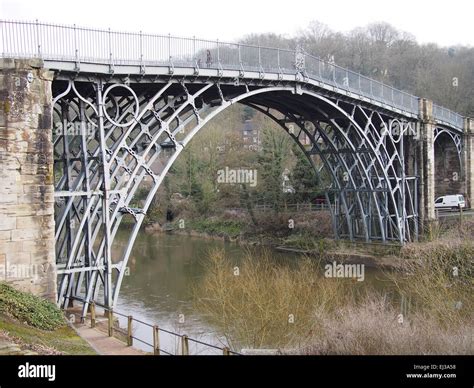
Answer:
(52, 78, 418, 315)
(433, 126, 464, 199)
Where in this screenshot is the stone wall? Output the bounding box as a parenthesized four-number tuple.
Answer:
(0, 58, 56, 301)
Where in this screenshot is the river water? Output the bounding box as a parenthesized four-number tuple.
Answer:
(113, 228, 391, 354)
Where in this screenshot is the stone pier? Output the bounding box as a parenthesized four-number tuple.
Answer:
(0, 58, 56, 301)
(419, 98, 437, 230)
(465, 118, 474, 207)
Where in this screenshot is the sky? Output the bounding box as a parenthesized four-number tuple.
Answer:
(1, 0, 473, 47)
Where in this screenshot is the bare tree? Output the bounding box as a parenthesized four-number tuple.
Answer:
(366, 22, 400, 46)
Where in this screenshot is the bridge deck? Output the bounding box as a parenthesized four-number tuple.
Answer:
(0, 19, 464, 132)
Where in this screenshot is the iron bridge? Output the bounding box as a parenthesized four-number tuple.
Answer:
(0, 20, 466, 316)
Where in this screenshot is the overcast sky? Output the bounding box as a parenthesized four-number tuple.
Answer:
(1, 0, 473, 47)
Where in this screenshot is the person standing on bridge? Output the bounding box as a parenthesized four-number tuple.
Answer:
(206, 50, 212, 68)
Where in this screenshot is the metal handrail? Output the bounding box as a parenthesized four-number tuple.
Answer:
(99, 306, 239, 355)
(0, 19, 464, 128)
(432, 104, 464, 130)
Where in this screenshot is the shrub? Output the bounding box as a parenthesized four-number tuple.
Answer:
(394, 242, 474, 327)
(0, 283, 65, 331)
(300, 297, 473, 355)
(195, 247, 473, 354)
(195, 250, 355, 350)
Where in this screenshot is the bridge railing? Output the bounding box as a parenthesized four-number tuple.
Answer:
(110, 308, 239, 356)
(303, 54, 418, 114)
(0, 19, 463, 125)
(433, 104, 464, 130)
(82, 303, 240, 355)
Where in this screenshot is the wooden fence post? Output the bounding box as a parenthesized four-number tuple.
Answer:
(127, 316, 133, 346)
(90, 302, 96, 328)
(181, 335, 189, 355)
(108, 309, 113, 337)
(153, 325, 160, 355)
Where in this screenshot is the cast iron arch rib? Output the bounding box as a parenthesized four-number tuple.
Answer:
(52, 80, 419, 315)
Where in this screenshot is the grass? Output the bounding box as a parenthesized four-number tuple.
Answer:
(195, 249, 362, 350)
(194, 247, 473, 354)
(299, 297, 473, 355)
(281, 233, 335, 253)
(0, 282, 96, 355)
(0, 282, 64, 330)
(0, 313, 96, 355)
(186, 218, 246, 238)
(394, 241, 474, 327)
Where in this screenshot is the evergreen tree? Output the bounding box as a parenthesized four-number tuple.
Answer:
(291, 145, 320, 203)
(256, 126, 292, 212)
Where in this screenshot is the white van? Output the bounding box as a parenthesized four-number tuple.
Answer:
(434, 194, 466, 210)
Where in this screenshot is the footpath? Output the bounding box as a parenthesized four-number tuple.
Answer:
(67, 309, 147, 355)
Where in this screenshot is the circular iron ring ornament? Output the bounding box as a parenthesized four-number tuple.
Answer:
(102, 84, 140, 128)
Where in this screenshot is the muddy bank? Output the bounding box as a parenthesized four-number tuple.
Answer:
(145, 222, 407, 270)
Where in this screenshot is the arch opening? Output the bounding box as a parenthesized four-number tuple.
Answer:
(433, 129, 464, 200)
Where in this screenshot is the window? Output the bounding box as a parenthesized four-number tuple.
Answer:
(435, 198, 443, 204)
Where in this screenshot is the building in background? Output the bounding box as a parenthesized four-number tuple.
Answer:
(241, 120, 262, 151)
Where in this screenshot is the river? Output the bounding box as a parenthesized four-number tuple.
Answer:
(113, 228, 392, 354)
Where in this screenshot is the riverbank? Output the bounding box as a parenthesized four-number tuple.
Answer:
(196, 247, 474, 354)
(0, 283, 95, 355)
(116, 219, 474, 355)
(144, 217, 408, 269)
(144, 214, 474, 269)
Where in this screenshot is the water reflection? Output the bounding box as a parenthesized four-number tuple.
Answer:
(114, 228, 392, 354)
(115, 229, 244, 354)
